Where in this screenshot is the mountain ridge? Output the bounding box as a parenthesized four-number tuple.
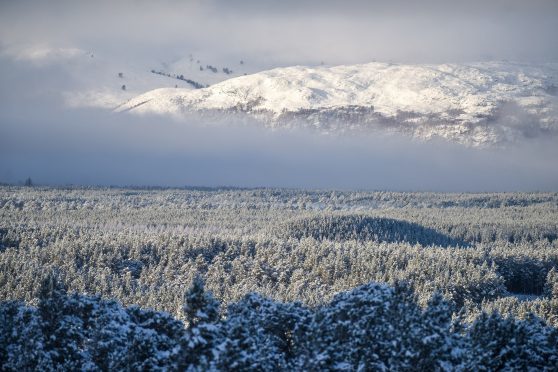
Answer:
(116, 61, 558, 147)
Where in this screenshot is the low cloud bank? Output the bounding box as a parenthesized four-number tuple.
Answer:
(1, 104, 557, 191)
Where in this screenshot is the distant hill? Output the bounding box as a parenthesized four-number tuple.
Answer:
(116, 61, 558, 147)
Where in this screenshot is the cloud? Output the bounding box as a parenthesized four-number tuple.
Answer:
(1, 44, 88, 65)
(1, 0, 557, 66)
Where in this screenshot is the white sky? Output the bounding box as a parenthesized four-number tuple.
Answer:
(1, 0, 557, 66)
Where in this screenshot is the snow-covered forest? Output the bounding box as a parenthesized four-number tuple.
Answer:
(1, 186, 558, 369)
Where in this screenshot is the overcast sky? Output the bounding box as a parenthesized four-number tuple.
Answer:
(1, 0, 557, 190)
(1, 0, 558, 65)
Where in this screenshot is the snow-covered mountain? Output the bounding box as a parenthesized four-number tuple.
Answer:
(116, 61, 558, 147)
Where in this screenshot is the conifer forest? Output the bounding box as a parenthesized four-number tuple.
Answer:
(1, 186, 558, 370)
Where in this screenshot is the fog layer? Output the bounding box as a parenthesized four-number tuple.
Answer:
(2, 101, 557, 191)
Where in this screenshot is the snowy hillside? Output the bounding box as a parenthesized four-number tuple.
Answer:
(117, 62, 558, 146)
(158, 53, 261, 86)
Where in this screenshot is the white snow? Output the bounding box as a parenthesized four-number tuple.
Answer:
(117, 61, 558, 147)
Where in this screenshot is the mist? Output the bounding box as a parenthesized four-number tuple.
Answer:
(2, 95, 557, 191)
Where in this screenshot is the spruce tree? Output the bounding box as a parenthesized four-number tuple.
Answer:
(179, 275, 222, 369)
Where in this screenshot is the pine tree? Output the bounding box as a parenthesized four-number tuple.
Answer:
(417, 292, 461, 370)
(178, 275, 222, 370)
(0, 301, 46, 370)
(37, 272, 88, 370)
(183, 275, 220, 327)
